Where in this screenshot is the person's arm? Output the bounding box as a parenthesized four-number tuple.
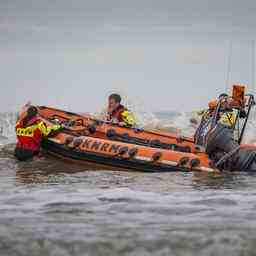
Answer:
(120, 110, 136, 127)
(38, 122, 61, 136)
(196, 110, 205, 116)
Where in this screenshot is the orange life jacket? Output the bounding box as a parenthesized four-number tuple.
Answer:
(108, 104, 126, 122)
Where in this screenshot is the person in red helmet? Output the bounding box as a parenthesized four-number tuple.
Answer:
(15, 106, 61, 161)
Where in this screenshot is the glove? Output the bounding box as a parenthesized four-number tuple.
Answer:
(239, 110, 247, 119)
(111, 118, 119, 125)
(52, 124, 61, 131)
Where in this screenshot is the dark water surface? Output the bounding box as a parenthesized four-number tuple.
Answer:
(1, 144, 256, 256)
(1, 112, 256, 256)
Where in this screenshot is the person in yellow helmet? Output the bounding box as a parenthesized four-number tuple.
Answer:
(107, 94, 136, 127)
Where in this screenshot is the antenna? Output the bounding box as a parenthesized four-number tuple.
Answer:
(226, 40, 232, 92)
(252, 39, 255, 94)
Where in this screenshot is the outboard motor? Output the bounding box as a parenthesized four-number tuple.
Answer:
(205, 124, 238, 155)
(205, 124, 256, 172)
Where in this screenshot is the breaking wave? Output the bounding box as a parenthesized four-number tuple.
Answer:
(0, 112, 17, 145)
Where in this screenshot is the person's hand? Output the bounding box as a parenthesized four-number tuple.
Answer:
(119, 122, 126, 127)
(239, 109, 247, 119)
(52, 124, 61, 131)
(111, 118, 119, 125)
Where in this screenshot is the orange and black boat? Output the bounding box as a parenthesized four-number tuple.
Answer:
(30, 85, 256, 173)
(37, 106, 213, 173)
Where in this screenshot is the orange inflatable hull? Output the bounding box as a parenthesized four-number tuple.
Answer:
(35, 106, 218, 173)
(37, 106, 198, 150)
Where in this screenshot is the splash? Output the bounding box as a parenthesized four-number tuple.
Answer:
(242, 107, 256, 144)
(0, 112, 17, 145)
(92, 92, 197, 136)
(92, 92, 157, 127)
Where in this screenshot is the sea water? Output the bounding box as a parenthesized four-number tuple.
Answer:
(1, 111, 256, 256)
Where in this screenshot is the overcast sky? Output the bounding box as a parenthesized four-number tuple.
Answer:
(1, 0, 256, 113)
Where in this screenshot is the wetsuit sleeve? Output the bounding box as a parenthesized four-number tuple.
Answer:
(38, 122, 61, 136)
(121, 110, 136, 127)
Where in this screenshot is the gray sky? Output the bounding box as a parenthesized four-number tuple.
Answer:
(1, 0, 256, 113)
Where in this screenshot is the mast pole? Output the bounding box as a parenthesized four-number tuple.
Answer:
(226, 40, 232, 92)
(252, 39, 255, 94)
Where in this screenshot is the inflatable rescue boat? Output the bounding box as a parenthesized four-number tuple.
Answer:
(32, 85, 256, 173)
(35, 107, 213, 173)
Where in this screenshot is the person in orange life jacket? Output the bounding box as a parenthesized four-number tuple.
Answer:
(107, 94, 136, 127)
(15, 106, 61, 161)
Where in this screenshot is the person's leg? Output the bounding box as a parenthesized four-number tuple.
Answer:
(14, 148, 34, 161)
(32, 150, 43, 160)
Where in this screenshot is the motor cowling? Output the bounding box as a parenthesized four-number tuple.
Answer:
(205, 124, 256, 172)
(205, 124, 238, 155)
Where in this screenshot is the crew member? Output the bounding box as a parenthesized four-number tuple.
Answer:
(194, 99, 217, 146)
(194, 93, 243, 146)
(107, 93, 136, 127)
(15, 106, 61, 161)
